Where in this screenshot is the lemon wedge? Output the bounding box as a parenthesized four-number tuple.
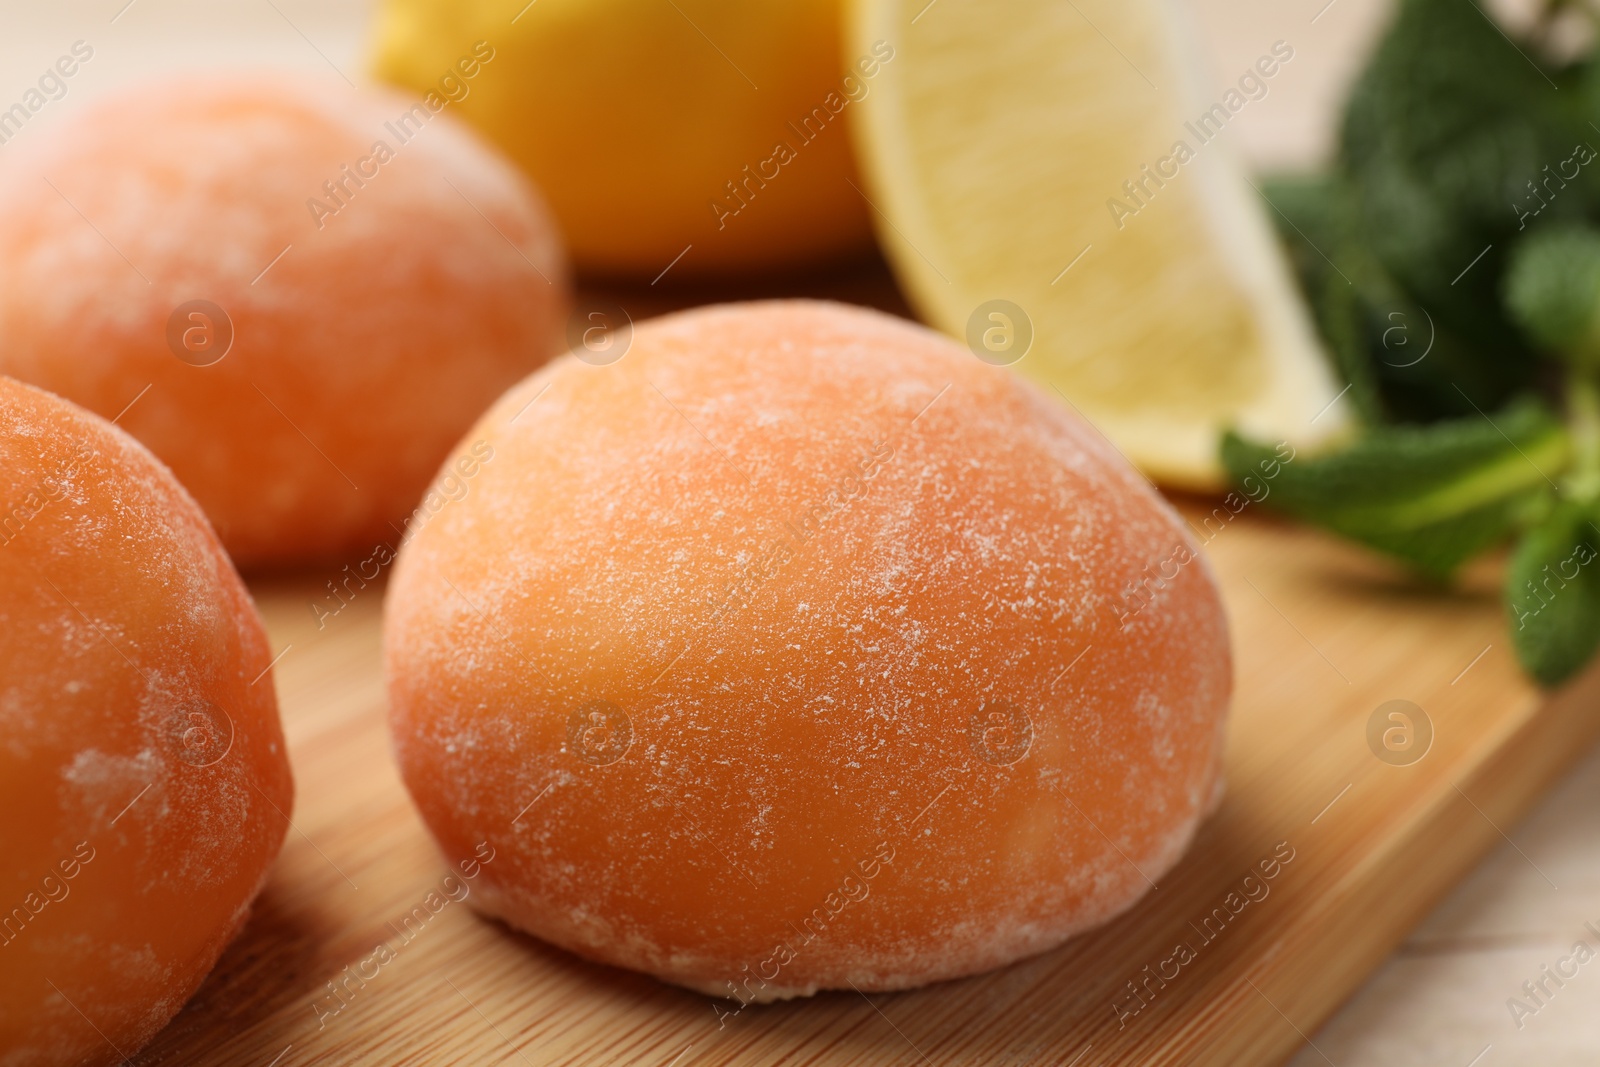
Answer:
(847, 0, 1347, 487)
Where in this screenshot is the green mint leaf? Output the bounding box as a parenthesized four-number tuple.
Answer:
(1340, 0, 1587, 361)
(1261, 174, 1385, 424)
(1262, 173, 1536, 423)
(1505, 223, 1600, 364)
(1506, 500, 1600, 685)
(1222, 399, 1569, 579)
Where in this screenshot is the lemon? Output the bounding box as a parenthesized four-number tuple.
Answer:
(371, 0, 875, 279)
(847, 0, 1347, 487)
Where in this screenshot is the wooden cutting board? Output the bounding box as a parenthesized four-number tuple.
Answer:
(129, 493, 1600, 1066)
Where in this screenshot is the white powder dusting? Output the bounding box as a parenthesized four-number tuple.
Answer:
(385, 301, 1231, 999)
(0, 377, 293, 1055)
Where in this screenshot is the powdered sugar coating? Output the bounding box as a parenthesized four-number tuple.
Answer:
(0, 74, 568, 569)
(385, 301, 1230, 999)
(0, 376, 292, 1065)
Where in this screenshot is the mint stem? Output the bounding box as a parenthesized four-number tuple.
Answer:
(1565, 366, 1600, 501)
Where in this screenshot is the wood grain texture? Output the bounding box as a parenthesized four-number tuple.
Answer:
(121, 502, 1600, 1067)
(1290, 728, 1600, 1066)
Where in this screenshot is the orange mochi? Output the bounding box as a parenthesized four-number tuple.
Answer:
(384, 301, 1231, 1000)
(0, 376, 292, 1064)
(0, 74, 568, 570)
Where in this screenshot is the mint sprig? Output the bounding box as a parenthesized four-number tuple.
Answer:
(1239, 0, 1600, 687)
(1222, 402, 1567, 581)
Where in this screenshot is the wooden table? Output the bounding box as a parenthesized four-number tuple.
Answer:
(1287, 751, 1600, 1067)
(127, 505, 1600, 1065)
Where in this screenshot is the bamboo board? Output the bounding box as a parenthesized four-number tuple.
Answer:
(128, 498, 1600, 1066)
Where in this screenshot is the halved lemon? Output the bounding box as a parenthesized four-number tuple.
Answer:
(847, 0, 1346, 487)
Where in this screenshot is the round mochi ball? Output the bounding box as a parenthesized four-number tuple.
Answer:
(0, 376, 293, 1064)
(384, 301, 1231, 999)
(0, 74, 568, 569)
